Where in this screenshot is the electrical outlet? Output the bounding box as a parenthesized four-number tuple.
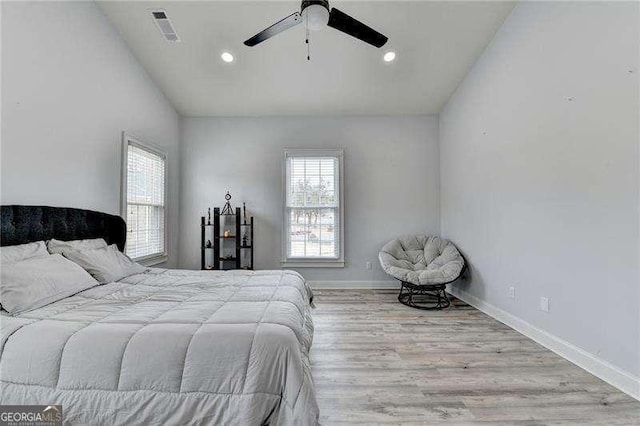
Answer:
(540, 297, 549, 312)
(365, 262, 372, 270)
(508, 286, 516, 299)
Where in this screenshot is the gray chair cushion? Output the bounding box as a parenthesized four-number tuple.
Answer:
(379, 235, 465, 285)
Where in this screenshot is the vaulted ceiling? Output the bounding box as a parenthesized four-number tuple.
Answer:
(98, 1, 515, 116)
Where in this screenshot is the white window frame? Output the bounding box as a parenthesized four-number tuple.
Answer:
(120, 132, 168, 266)
(282, 148, 345, 268)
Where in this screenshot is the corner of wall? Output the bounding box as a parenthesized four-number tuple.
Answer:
(435, 113, 442, 237)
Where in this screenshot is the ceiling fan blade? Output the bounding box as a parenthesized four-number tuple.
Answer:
(244, 12, 302, 47)
(327, 8, 388, 48)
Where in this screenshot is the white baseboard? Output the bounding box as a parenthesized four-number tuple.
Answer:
(448, 286, 640, 401)
(309, 280, 398, 290)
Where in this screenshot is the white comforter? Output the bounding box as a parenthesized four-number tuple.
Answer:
(0, 268, 318, 425)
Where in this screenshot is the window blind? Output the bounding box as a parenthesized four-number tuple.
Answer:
(125, 142, 166, 261)
(285, 154, 340, 259)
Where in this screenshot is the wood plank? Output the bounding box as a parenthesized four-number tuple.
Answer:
(311, 290, 640, 425)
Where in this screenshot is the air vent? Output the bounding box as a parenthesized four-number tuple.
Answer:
(151, 9, 180, 43)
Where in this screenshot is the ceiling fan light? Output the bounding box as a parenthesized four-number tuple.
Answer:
(383, 51, 396, 62)
(302, 4, 329, 31)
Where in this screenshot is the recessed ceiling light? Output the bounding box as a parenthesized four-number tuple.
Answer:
(383, 51, 396, 62)
(221, 52, 234, 63)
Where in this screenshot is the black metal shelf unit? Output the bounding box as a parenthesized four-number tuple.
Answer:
(201, 207, 253, 271)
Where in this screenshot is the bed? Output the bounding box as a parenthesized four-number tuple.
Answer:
(0, 205, 319, 425)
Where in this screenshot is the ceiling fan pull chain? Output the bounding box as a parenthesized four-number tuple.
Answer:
(305, 17, 311, 61)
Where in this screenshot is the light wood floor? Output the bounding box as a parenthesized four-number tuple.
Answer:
(310, 290, 640, 425)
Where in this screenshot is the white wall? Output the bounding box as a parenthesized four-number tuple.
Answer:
(440, 0, 639, 383)
(179, 116, 439, 283)
(1, 1, 181, 266)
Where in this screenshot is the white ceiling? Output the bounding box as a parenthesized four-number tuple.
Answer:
(98, 1, 515, 116)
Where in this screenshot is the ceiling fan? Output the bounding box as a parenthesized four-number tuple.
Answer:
(244, 0, 388, 59)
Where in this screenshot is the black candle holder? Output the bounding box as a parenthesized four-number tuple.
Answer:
(221, 191, 234, 215)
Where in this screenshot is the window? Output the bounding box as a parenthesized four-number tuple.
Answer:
(283, 149, 344, 267)
(121, 133, 167, 265)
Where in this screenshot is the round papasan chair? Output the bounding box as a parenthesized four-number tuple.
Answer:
(379, 235, 465, 310)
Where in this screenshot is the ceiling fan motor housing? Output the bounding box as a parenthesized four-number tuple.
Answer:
(301, 0, 330, 31)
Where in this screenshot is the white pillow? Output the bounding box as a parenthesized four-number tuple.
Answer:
(62, 244, 146, 284)
(0, 241, 49, 264)
(0, 254, 99, 315)
(47, 238, 108, 255)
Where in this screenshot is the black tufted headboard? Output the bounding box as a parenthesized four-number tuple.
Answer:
(1, 205, 126, 251)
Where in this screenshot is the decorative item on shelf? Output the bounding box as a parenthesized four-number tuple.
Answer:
(224, 230, 231, 238)
(207, 208, 211, 225)
(221, 191, 234, 215)
(206, 239, 212, 248)
(243, 202, 247, 225)
(242, 232, 248, 247)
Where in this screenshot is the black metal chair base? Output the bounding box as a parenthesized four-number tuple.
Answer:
(398, 281, 450, 310)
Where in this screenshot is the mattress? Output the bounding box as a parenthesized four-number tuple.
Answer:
(0, 268, 319, 425)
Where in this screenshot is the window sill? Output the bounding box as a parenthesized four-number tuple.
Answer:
(136, 254, 168, 267)
(281, 260, 345, 268)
